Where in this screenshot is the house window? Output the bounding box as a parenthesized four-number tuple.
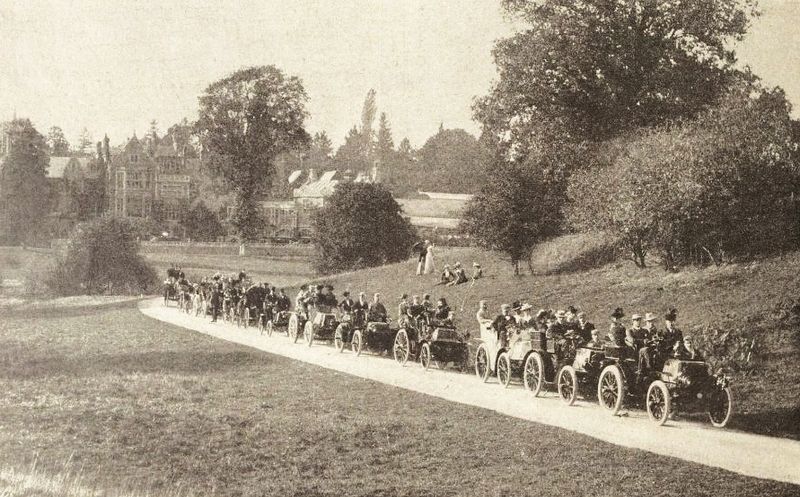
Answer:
(128, 172, 143, 189)
(163, 203, 183, 221)
(130, 154, 139, 164)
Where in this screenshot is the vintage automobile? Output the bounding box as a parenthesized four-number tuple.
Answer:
(237, 286, 268, 329)
(163, 280, 179, 306)
(473, 322, 540, 389)
(555, 345, 606, 405)
(263, 309, 292, 337)
(333, 312, 356, 352)
(520, 330, 585, 396)
(287, 311, 309, 343)
(302, 306, 340, 346)
(350, 321, 397, 356)
(393, 317, 469, 370)
(597, 344, 733, 426)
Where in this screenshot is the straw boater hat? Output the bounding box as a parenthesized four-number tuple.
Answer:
(555, 310, 566, 318)
(645, 312, 656, 321)
(454, 262, 462, 267)
(520, 303, 533, 312)
(473, 262, 480, 267)
(631, 313, 642, 321)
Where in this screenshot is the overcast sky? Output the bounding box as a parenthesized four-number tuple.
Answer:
(0, 0, 798, 149)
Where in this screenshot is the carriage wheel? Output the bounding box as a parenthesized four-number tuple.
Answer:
(334, 326, 345, 352)
(244, 308, 251, 329)
(351, 330, 363, 356)
(266, 320, 274, 337)
(288, 314, 299, 342)
(419, 342, 432, 370)
(523, 352, 545, 396)
(475, 345, 490, 382)
(646, 380, 671, 426)
(708, 386, 733, 428)
(393, 329, 410, 366)
(303, 321, 314, 346)
(597, 365, 626, 415)
(497, 352, 512, 388)
(557, 366, 579, 406)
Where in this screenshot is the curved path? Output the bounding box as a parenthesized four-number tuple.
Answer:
(139, 298, 800, 485)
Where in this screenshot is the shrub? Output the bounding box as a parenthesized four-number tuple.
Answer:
(311, 182, 416, 274)
(44, 217, 158, 295)
(693, 325, 763, 374)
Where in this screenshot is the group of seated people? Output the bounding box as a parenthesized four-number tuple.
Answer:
(294, 284, 389, 326)
(477, 301, 700, 375)
(439, 261, 482, 286)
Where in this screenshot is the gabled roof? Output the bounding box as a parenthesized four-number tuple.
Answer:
(293, 170, 339, 198)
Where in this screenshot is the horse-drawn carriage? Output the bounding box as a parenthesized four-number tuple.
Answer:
(597, 343, 733, 426)
(393, 317, 470, 370)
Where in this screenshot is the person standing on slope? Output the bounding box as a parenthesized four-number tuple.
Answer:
(424, 242, 436, 274)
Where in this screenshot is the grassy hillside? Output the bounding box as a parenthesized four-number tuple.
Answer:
(303, 241, 800, 439)
(0, 302, 796, 496)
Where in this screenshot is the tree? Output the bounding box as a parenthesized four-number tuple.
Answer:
(416, 128, 489, 193)
(0, 119, 50, 244)
(307, 131, 334, 170)
(312, 182, 416, 274)
(196, 66, 310, 241)
(164, 118, 198, 157)
(146, 119, 160, 156)
(334, 125, 371, 172)
(475, 0, 758, 158)
(76, 127, 93, 155)
(461, 159, 562, 274)
(376, 112, 395, 182)
(360, 89, 377, 161)
(46, 126, 70, 155)
(181, 201, 225, 241)
(566, 78, 800, 269)
(44, 217, 157, 295)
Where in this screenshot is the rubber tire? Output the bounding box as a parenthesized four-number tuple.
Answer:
(352, 329, 363, 356)
(393, 329, 410, 366)
(597, 365, 626, 415)
(524, 352, 545, 396)
(646, 380, 671, 426)
(497, 352, 512, 388)
(303, 320, 314, 346)
(334, 326, 345, 352)
(708, 386, 733, 428)
(475, 345, 490, 383)
(419, 342, 432, 370)
(557, 365, 579, 406)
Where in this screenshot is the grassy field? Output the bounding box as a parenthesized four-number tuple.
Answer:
(1, 302, 797, 497)
(301, 242, 800, 440)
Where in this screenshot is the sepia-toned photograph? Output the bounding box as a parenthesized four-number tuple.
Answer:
(1, 1, 799, 495)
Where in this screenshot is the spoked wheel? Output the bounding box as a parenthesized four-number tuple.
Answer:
(708, 386, 733, 428)
(597, 365, 626, 415)
(266, 320, 274, 337)
(351, 330, 363, 356)
(334, 326, 345, 352)
(288, 314, 299, 342)
(475, 345, 490, 383)
(243, 308, 250, 329)
(523, 352, 545, 395)
(303, 321, 314, 346)
(393, 329, 410, 366)
(557, 366, 579, 406)
(646, 380, 671, 426)
(497, 352, 512, 388)
(419, 342, 432, 370)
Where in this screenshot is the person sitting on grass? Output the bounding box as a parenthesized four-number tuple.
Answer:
(439, 264, 455, 285)
(471, 262, 483, 281)
(447, 262, 469, 286)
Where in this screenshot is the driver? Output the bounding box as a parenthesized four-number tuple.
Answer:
(406, 295, 426, 329)
(491, 304, 516, 348)
(432, 297, 453, 327)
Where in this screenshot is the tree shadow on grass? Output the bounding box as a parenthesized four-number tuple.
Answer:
(0, 349, 273, 381)
(728, 406, 800, 441)
(0, 299, 143, 319)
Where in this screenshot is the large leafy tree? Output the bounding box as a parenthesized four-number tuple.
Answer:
(476, 0, 758, 158)
(416, 127, 489, 193)
(312, 182, 416, 274)
(181, 201, 225, 241)
(196, 66, 310, 240)
(307, 131, 334, 171)
(0, 119, 50, 244)
(46, 126, 70, 155)
(461, 159, 562, 274)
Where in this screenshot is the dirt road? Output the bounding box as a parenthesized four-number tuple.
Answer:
(140, 298, 800, 485)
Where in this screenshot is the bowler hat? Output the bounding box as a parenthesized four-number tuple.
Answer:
(611, 308, 625, 319)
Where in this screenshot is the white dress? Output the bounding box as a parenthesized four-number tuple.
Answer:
(424, 245, 435, 274)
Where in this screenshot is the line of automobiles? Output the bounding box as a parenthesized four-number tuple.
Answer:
(166, 296, 734, 428)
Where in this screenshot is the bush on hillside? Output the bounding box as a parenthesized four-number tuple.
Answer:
(311, 182, 416, 274)
(567, 81, 800, 270)
(44, 217, 158, 295)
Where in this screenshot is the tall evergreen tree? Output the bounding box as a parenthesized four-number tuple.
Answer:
(0, 119, 50, 244)
(46, 126, 70, 156)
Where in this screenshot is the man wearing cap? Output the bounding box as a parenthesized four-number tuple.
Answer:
(367, 293, 388, 323)
(547, 310, 570, 358)
(398, 294, 409, 326)
(575, 312, 595, 343)
(637, 313, 659, 377)
(626, 314, 647, 353)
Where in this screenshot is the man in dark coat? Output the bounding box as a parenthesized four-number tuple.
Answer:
(608, 308, 626, 347)
(339, 291, 355, 314)
(210, 283, 222, 322)
(367, 293, 388, 323)
(491, 304, 516, 348)
(575, 312, 595, 343)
